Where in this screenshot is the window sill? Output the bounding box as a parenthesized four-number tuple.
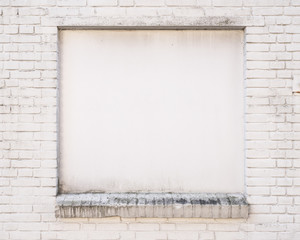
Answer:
(56, 193, 248, 218)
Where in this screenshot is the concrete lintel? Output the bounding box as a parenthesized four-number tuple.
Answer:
(57, 16, 264, 29)
(56, 193, 248, 218)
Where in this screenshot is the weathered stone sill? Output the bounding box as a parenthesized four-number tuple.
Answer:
(56, 193, 248, 218)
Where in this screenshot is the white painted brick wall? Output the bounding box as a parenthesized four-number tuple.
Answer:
(1, 0, 300, 239)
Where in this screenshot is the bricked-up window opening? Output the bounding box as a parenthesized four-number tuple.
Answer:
(59, 30, 244, 194)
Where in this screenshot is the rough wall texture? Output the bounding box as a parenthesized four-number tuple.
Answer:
(1, 0, 300, 240)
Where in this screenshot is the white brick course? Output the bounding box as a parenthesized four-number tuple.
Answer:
(1, 0, 300, 239)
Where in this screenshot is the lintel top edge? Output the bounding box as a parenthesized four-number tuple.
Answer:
(57, 26, 245, 30)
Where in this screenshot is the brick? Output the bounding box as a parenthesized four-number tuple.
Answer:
(88, 0, 117, 6)
(286, 25, 300, 33)
(247, 159, 276, 168)
(269, 25, 284, 33)
(137, 0, 165, 6)
(10, 16, 41, 24)
(126, 7, 158, 16)
(208, 224, 240, 231)
(284, 7, 300, 15)
(168, 232, 198, 240)
(176, 223, 206, 230)
(118, 0, 134, 6)
(247, 178, 276, 186)
(215, 232, 244, 240)
(247, 34, 276, 43)
(96, 224, 127, 231)
(277, 34, 292, 43)
(205, 7, 251, 16)
(58, 0, 87, 6)
(276, 16, 292, 24)
(88, 231, 119, 239)
(247, 187, 270, 195)
(166, 0, 197, 6)
(48, 8, 79, 17)
(247, 52, 276, 60)
(244, 0, 289, 7)
(10, 232, 40, 240)
(136, 232, 167, 239)
(18, 7, 47, 16)
(213, 0, 242, 6)
(247, 27, 268, 34)
(252, 7, 283, 16)
(173, 8, 205, 16)
(19, 25, 34, 33)
(129, 224, 159, 231)
(4, 25, 18, 34)
(246, 44, 269, 52)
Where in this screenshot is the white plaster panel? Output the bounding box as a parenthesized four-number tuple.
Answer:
(59, 30, 244, 193)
